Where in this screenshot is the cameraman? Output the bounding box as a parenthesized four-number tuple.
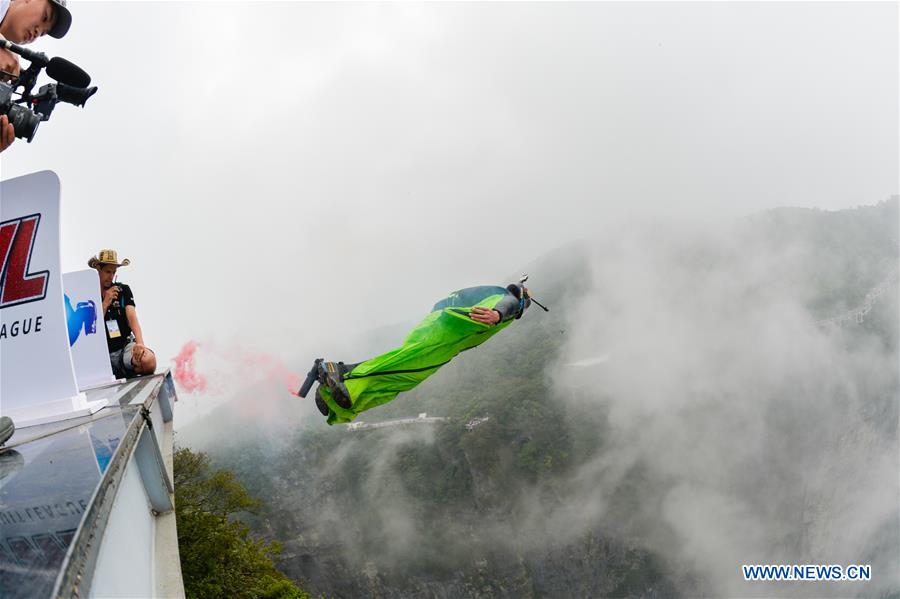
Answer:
(89, 249, 156, 379)
(0, 0, 72, 150)
(0, 0, 71, 45)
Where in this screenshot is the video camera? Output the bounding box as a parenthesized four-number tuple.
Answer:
(0, 39, 97, 142)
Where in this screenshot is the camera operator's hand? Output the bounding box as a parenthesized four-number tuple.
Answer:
(102, 285, 120, 312)
(0, 114, 16, 152)
(0, 48, 20, 82)
(0, 116, 13, 153)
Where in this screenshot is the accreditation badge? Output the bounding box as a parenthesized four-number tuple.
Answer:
(106, 318, 121, 339)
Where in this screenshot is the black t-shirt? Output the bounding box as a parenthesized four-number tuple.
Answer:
(104, 283, 136, 352)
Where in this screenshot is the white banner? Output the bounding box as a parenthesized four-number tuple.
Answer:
(0, 171, 105, 424)
(64, 269, 116, 390)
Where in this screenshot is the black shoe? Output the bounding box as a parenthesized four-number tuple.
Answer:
(0, 417, 14, 446)
(314, 387, 330, 417)
(319, 361, 352, 409)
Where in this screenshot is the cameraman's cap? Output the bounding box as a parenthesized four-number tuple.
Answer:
(88, 249, 130, 268)
(48, 0, 72, 39)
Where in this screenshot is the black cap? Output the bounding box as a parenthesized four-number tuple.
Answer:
(47, 0, 72, 39)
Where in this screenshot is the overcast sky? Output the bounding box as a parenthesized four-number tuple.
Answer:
(2, 1, 897, 369)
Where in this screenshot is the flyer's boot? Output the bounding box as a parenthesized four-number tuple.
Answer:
(319, 361, 353, 409)
(314, 386, 330, 417)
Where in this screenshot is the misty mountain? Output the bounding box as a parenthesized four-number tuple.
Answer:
(179, 198, 898, 598)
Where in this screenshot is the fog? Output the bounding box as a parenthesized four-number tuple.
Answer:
(1, 2, 896, 385)
(2, 2, 897, 595)
(178, 206, 899, 596)
(546, 219, 898, 596)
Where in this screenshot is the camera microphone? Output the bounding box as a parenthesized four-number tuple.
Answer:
(46, 57, 91, 88)
(0, 40, 91, 87)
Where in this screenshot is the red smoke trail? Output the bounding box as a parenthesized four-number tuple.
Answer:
(172, 339, 302, 396)
(238, 348, 303, 396)
(173, 341, 208, 393)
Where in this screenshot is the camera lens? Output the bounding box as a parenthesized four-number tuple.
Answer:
(6, 104, 40, 142)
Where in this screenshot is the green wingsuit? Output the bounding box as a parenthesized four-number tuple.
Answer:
(319, 285, 526, 425)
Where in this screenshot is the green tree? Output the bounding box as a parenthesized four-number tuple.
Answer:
(174, 447, 309, 599)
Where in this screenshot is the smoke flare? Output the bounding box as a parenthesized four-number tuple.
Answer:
(173, 341, 207, 393)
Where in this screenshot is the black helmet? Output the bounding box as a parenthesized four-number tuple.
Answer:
(506, 283, 532, 319)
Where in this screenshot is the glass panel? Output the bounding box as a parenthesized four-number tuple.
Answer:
(0, 407, 138, 599)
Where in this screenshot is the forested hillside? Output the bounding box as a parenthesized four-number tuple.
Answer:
(180, 198, 898, 598)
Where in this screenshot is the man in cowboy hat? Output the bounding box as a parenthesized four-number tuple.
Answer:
(88, 249, 156, 379)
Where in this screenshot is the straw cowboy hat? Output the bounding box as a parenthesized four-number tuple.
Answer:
(87, 249, 131, 269)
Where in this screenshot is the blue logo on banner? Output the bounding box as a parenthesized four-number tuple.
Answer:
(64, 294, 97, 346)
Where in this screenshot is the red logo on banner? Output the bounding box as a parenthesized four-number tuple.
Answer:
(0, 214, 49, 309)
